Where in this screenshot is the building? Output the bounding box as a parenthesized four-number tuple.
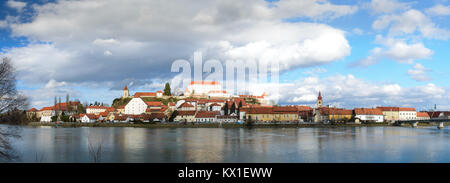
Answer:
(354, 108, 384, 123)
(209, 103, 222, 111)
(427, 111, 450, 119)
(242, 106, 299, 123)
(124, 97, 148, 114)
(123, 85, 130, 98)
(313, 91, 324, 123)
(399, 107, 416, 120)
(184, 81, 222, 97)
(195, 111, 220, 123)
(81, 114, 100, 123)
(177, 102, 196, 111)
(207, 90, 232, 98)
(216, 114, 239, 123)
(174, 111, 197, 123)
(417, 112, 430, 120)
(86, 106, 109, 115)
(134, 91, 163, 98)
(376, 107, 400, 121)
(26, 108, 38, 119)
(297, 106, 313, 122)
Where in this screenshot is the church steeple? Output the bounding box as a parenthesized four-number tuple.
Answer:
(123, 85, 129, 98)
(317, 91, 323, 107)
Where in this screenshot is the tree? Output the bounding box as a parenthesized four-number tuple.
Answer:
(164, 82, 171, 96)
(0, 58, 28, 160)
(230, 102, 236, 115)
(238, 101, 242, 115)
(224, 102, 228, 115)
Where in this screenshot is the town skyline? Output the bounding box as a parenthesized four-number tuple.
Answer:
(0, 0, 449, 111)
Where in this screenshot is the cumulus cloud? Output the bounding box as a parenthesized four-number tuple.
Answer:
(6, 0, 27, 12)
(3, 0, 352, 87)
(273, 0, 358, 20)
(0, 20, 8, 28)
(426, 4, 450, 16)
(366, 0, 413, 14)
(407, 63, 432, 81)
(277, 74, 448, 110)
(384, 41, 433, 63)
(372, 9, 450, 40)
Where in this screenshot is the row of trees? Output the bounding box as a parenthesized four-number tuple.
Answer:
(223, 101, 243, 115)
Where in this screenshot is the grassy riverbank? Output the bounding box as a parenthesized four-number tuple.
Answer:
(28, 122, 392, 128)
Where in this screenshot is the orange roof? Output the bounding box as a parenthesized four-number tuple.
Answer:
(176, 111, 196, 116)
(417, 112, 429, 118)
(354, 108, 383, 115)
(296, 106, 312, 111)
(123, 85, 128, 90)
(178, 102, 194, 108)
(99, 112, 109, 117)
(377, 107, 400, 111)
(39, 106, 54, 111)
(134, 92, 157, 97)
(195, 111, 220, 118)
(399, 107, 416, 111)
(145, 101, 163, 106)
(318, 91, 322, 100)
(117, 105, 125, 109)
(28, 108, 38, 112)
(86, 106, 108, 109)
(189, 81, 220, 85)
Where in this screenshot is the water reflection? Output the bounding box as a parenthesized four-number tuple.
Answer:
(6, 125, 450, 163)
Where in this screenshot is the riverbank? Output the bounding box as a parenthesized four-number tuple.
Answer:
(27, 122, 394, 128)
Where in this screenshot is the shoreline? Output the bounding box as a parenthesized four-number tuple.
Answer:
(26, 122, 397, 128)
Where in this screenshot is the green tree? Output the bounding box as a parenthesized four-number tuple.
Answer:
(164, 82, 171, 96)
(224, 102, 228, 115)
(230, 102, 236, 114)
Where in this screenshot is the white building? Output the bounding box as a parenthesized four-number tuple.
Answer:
(399, 107, 416, 120)
(40, 116, 52, 122)
(354, 108, 384, 123)
(184, 81, 222, 97)
(86, 106, 108, 115)
(209, 103, 222, 111)
(195, 111, 220, 123)
(125, 97, 148, 115)
(81, 114, 100, 123)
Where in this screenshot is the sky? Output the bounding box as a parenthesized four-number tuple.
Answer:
(0, 0, 449, 110)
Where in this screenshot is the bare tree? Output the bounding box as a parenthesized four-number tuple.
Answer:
(0, 57, 28, 161)
(87, 135, 106, 163)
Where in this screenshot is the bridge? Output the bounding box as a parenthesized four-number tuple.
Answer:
(393, 119, 450, 129)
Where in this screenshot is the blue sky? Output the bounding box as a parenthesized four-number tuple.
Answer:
(0, 0, 449, 110)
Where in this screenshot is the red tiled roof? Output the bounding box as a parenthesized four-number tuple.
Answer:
(168, 102, 176, 106)
(145, 101, 163, 106)
(399, 107, 416, 111)
(417, 112, 430, 118)
(296, 106, 312, 111)
(123, 85, 128, 90)
(28, 108, 38, 112)
(117, 105, 125, 109)
(376, 107, 400, 111)
(189, 81, 220, 85)
(86, 105, 108, 109)
(178, 102, 194, 108)
(195, 111, 220, 118)
(99, 112, 109, 117)
(134, 92, 157, 97)
(176, 111, 196, 116)
(354, 108, 383, 115)
(39, 106, 54, 111)
(210, 103, 221, 107)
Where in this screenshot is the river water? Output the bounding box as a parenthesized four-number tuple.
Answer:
(3, 125, 450, 163)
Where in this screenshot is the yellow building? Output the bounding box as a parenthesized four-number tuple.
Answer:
(243, 106, 299, 122)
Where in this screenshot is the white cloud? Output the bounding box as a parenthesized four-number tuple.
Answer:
(407, 63, 432, 81)
(367, 0, 413, 14)
(372, 9, 450, 40)
(4, 0, 352, 87)
(273, 0, 358, 20)
(44, 79, 67, 89)
(6, 0, 27, 12)
(352, 28, 364, 35)
(0, 20, 7, 28)
(426, 4, 450, 16)
(277, 74, 448, 109)
(384, 42, 433, 64)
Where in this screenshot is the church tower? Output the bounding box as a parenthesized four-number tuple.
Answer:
(317, 91, 323, 108)
(123, 85, 129, 98)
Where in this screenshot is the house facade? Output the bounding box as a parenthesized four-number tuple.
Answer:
(354, 108, 384, 123)
(125, 97, 147, 114)
(399, 107, 416, 120)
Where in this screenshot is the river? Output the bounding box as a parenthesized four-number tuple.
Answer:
(3, 125, 450, 163)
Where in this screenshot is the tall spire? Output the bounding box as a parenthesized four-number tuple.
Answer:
(123, 85, 128, 90)
(318, 91, 322, 100)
